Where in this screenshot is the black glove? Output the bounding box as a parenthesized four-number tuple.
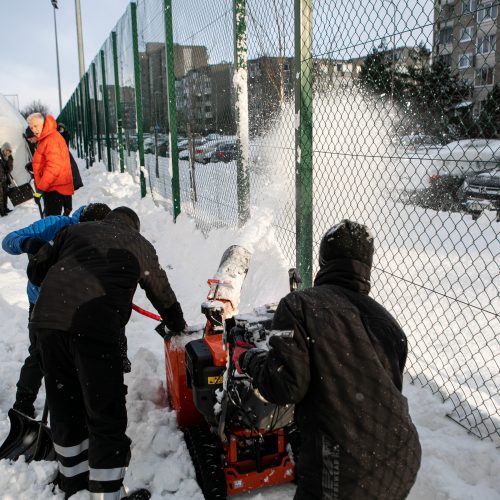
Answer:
(21, 238, 46, 255)
(155, 321, 186, 341)
(25, 162, 33, 175)
(163, 301, 186, 333)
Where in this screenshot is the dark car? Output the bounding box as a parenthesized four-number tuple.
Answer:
(210, 142, 237, 163)
(461, 166, 500, 221)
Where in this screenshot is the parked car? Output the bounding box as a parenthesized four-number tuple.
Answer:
(393, 134, 442, 152)
(461, 166, 500, 221)
(415, 139, 500, 210)
(210, 142, 237, 163)
(195, 139, 235, 164)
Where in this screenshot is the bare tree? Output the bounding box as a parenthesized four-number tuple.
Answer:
(20, 99, 50, 119)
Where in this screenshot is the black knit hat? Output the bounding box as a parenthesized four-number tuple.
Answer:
(80, 203, 111, 222)
(109, 206, 141, 231)
(318, 220, 374, 268)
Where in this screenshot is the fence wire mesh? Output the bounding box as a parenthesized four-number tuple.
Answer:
(60, 0, 500, 443)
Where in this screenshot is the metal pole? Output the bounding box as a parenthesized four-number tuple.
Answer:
(131, 2, 147, 198)
(112, 31, 125, 173)
(294, 0, 313, 289)
(101, 50, 112, 172)
(164, 0, 181, 220)
(233, 0, 250, 226)
(52, 5, 63, 112)
(391, 0, 395, 106)
(75, 0, 85, 79)
(92, 62, 102, 162)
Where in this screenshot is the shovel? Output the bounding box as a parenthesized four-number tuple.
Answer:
(0, 400, 55, 462)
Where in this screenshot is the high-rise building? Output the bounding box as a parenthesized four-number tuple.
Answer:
(434, 0, 499, 114)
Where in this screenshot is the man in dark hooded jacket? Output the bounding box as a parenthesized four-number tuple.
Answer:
(27, 206, 185, 500)
(233, 220, 421, 500)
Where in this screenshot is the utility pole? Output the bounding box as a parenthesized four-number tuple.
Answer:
(51, 0, 63, 112)
(75, 0, 85, 78)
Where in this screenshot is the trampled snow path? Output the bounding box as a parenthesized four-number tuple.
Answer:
(0, 162, 498, 499)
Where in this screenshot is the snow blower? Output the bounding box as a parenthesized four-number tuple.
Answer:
(160, 245, 297, 499)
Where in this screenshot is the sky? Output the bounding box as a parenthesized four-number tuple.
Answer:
(0, 0, 131, 116)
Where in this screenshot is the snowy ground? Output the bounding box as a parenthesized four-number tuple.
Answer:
(0, 162, 499, 499)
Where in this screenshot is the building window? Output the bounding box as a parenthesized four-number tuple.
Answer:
(463, 0, 476, 14)
(439, 27, 454, 44)
(438, 53, 453, 66)
(477, 34, 496, 53)
(460, 26, 474, 41)
(459, 53, 474, 68)
(475, 66, 494, 85)
(477, 1, 498, 22)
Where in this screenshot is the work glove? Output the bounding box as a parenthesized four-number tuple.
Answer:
(21, 237, 46, 255)
(232, 340, 255, 374)
(155, 321, 188, 341)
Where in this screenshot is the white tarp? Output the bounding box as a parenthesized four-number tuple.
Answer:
(0, 94, 31, 185)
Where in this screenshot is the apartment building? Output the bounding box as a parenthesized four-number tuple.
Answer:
(434, 0, 499, 113)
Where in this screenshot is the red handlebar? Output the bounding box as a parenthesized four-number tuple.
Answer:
(131, 303, 161, 321)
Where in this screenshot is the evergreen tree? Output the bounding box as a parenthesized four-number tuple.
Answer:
(475, 84, 500, 138)
(358, 42, 394, 97)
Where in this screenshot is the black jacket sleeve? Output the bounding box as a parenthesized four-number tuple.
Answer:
(138, 241, 185, 332)
(242, 294, 310, 405)
(27, 226, 68, 286)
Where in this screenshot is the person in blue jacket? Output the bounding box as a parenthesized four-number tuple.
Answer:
(2, 203, 111, 418)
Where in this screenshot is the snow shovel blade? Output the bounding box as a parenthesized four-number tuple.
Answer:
(0, 409, 55, 462)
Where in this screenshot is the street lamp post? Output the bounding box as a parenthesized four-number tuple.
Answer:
(75, 0, 85, 79)
(51, 0, 63, 112)
(390, 0, 396, 106)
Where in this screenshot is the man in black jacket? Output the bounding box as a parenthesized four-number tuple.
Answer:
(28, 206, 185, 500)
(233, 220, 421, 500)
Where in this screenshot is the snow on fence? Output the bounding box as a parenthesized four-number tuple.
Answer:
(60, 0, 500, 443)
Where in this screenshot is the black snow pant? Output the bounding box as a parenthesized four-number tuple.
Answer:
(37, 328, 131, 499)
(43, 191, 65, 216)
(14, 304, 43, 416)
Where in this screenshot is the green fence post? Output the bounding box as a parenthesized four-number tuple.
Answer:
(70, 95, 76, 150)
(294, 0, 313, 289)
(78, 79, 89, 168)
(131, 2, 146, 197)
(164, 0, 181, 219)
(84, 72, 94, 167)
(101, 49, 112, 172)
(112, 31, 125, 174)
(75, 88, 83, 158)
(91, 63, 102, 162)
(233, 0, 250, 226)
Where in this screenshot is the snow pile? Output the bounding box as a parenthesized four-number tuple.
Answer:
(0, 161, 498, 499)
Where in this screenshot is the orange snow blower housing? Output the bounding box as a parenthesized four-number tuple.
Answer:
(163, 246, 296, 499)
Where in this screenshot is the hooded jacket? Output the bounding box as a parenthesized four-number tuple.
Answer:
(32, 115, 74, 195)
(27, 208, 185, 341)
(242, 259, 421, 500)
(2, 206, 86, 304)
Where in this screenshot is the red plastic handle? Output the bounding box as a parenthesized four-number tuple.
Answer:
(132, 303, 161, 321)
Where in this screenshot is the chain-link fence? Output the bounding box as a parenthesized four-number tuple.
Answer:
(58, 0, 500, 443)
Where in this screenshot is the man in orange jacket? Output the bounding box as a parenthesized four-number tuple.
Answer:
(27, 113, 74, 216)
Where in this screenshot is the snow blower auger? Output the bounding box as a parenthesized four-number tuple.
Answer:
(162, 245, 296, 499)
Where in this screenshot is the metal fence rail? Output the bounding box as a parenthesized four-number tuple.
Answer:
(59, 0, 500, 443)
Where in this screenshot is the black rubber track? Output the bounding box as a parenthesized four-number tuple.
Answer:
(184, 425, 227, 500)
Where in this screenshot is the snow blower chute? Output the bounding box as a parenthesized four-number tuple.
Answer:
(163, 245, 296, 499)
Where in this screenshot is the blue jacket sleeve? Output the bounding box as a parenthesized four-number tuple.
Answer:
(1, 206, 85, 255)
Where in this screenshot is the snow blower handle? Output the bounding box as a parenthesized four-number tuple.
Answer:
(131, 303, 187, 341)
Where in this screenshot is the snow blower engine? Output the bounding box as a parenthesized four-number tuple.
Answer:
(163, 245, 296, 499)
